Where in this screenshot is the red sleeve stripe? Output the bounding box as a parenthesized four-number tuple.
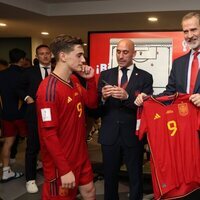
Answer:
(50, 179, 58, 196)
(46, 76, 57, 102)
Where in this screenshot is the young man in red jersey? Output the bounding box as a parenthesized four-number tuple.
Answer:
(36, 34, 97, 200)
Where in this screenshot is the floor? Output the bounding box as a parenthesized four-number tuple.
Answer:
(0, 133, 199, 200)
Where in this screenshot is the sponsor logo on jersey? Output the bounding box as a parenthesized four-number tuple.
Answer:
(154, 113, 161, 120)
(178, 103, 188, 116)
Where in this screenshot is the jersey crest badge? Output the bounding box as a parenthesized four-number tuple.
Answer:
(154, 113, 161, 120)
(178, 103, 188, 116)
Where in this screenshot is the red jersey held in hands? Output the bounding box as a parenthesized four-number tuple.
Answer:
(137, 93, 200, 200)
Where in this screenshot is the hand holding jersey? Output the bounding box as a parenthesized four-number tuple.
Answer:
(61, 171, 75, 189)
(189, 93, 200, 107)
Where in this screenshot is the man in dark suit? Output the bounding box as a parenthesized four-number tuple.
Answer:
(97, 39, 153, 200)
(18, 44, 52, 193)
(164, 12, 200, 103)
(135, 12, 200, 199)
(135, 12, 200, 106)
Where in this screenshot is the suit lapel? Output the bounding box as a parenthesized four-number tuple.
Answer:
(182, 51, 200, 93)
(126, 65, 139, 91)
(194, 71, 200, 93)
(110, 67, 118, 86)
(35, 64, 43, 81)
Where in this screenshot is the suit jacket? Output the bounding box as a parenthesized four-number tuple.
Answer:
(17, 64, 52, 123)
(98, 65, 153, 147)
(0, 65, 26, 120)
(165, 51, 200, 94)
(17, 64, 43, 101)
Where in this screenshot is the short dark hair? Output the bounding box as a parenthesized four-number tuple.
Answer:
(35, 44, 50, 55)
(50, 34, 83, 61)
(9, 48, 26, 63)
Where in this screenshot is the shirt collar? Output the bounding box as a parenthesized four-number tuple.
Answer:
(191, 49, 200, 55)
(39, 64, 51, 69)
(119, 64, 134, 71)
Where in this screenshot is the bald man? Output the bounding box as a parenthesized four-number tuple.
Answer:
(97, 39, 153, 200)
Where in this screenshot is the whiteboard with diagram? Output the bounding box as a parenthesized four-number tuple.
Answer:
(109, 38, 173, 94)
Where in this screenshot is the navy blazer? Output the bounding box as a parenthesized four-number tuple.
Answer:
(165, 51, 200, 94)
(17, 64, 43, 100)
(98, 65, 153, 147)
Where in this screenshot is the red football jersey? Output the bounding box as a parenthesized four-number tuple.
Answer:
(36, 73, 97, 181)
(137, 93, 200, 199)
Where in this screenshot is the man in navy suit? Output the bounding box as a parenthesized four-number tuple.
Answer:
(135, 12, 200, 106)
(164, 12, 200, 104)
(98, 39, 153, 200)
(18, 45, 52, 193)
(135, 12, 200, 199)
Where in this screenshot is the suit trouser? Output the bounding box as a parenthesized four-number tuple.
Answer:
(101, 137, 144, 200)
(25, 103, 40, 181)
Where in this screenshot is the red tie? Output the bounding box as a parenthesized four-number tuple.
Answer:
(190, 51, 199, 94)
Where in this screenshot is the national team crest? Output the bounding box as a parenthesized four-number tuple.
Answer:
(178, 103, 188, 116)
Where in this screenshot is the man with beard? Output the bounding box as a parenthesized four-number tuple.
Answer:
(135, 12, 200, 106)
(135, 12, 200, 199)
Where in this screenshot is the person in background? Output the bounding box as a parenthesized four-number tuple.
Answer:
(0, 59, 8, 142)
(97, 39, 153, 200)
(17, 44, 52, 193)
(36, 34, 97, 200)
(0, 59, 19, 167)
(8, 57, 32, 166)
(23, 58, 32, 68)
(0, 48, 27, 182)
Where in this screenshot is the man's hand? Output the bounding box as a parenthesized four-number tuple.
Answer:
(25, 96, 35, 104)
(102, 85, 114, 100)
(134, 93, 147, 106)
(77, 65, 94, 79)
(111, 86, 129, 100)
(189, 93, 200, 107)
(61, 171, 76, 189)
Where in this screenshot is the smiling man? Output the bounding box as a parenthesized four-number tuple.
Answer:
(135, 12, 200, 107)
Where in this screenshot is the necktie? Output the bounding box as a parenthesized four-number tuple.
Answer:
(43, 67, 49, 78)
(189, 51, 199, 93)
(120, 67, 128, 88)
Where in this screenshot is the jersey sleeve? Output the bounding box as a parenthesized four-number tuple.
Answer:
(198, 110, 200, 131)
(136, 106, 148, 140)
(36, 82, 72, 176)
(37, 100, 58, 130)
(72, 75, 98, 109)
